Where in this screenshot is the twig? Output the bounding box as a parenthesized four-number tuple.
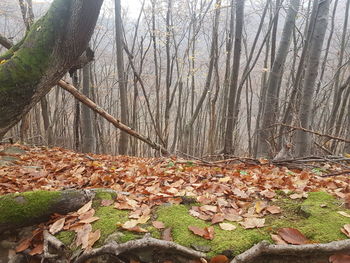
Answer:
(321, 170, 350, 177)
(231, 239, 350, 263)
(272, 123, 350, 143)
(73, 235, 206, 263)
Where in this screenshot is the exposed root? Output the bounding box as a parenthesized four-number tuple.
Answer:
(231, 239, 350, 263)
(73, 234, 206, 263)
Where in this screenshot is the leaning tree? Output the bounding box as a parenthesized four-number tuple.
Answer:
(0, 0, 103, 139)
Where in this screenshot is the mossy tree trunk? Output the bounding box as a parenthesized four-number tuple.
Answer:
(0, 0, 103, 139)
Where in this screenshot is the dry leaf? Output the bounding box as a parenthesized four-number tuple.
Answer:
(49, 218, 65, 235)
(188, 226, 215, 240)
(15, 238, 32, 252)
(329, 254, 350, 263)
(101, 199, 114, 206)
(219, 223, 236, 231)
(76, 224, 92, 248)
(277, 228, 309, 245)
(211, 213, 225, 224)
(338, 211, 350, 218)
(270, 234, 287, 245)
(255, 201, 267, 214)
(77, 201, 92, 214)
(341, 224, 350, 238)
(266, 205, 281, 214)
(137, 214, 150, 224)
(80, 216, 99, 224)
(28, 243, 43, 256)
(239, 218, 265, 229)
(87, 229, 101, 248)
(152, 221, 165, 229)
(162, 227, 173, 241)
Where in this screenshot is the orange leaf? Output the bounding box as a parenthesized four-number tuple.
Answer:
(28, 243, 43, 256)
(277, 228, 309, 245)
(329, 254, 350, 263)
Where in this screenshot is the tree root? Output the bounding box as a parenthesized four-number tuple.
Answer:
(73, 234, 206, 263)
(231, 239, 350, 263)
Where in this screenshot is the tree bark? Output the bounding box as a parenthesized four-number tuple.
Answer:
(295, 0, 331, 157)
(223, 0, 244, 154)
(257, 0, 300, 158)
(115, 0, 129, 155)
(0, 0, 103, 140)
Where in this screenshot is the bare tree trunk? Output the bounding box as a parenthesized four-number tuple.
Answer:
(295, 0, 331, 157)
(115, 0, 128, 155)
(257, 0, 300, 158)
(180, 0, 221, 153)
(81, 63, 96, 153)
(223, 0, 244, 154)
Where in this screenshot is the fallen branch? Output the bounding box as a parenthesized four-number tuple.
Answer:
(273, 123, 350, 143)
(73, 234, 206, 263)
(231, 239, 350, 263)
(58, 80, 169, 155)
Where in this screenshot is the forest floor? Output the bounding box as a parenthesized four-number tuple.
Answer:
(0, 144, 350, 263)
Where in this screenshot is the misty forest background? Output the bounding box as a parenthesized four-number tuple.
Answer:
(0, 0, 349, 158)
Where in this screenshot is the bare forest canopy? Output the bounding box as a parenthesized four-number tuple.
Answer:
(0, 0, 350, 158)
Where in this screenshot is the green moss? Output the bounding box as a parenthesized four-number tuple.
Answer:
(92, 206, 131, 245)
(94, 190, 116, 201)
(56, 231, 75, 245)
(156, 205, 269, 256)
(0, 191, 61, 224)
(155, 192, 350, 257)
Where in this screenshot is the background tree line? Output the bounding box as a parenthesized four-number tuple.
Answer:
(0, 0, 349, 158)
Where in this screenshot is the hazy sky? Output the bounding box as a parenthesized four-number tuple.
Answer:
(33, 0, 144, 18)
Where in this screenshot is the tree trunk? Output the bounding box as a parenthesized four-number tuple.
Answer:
(223, 0, 244, 154)
(295, 0, 331, 157)
(0, 0, 103, 140)
(81, 63, 96, 153)
(257, 0, 300, 158)
(115, 0, 129, 155)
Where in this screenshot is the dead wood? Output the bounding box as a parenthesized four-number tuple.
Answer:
(73, 234, 206, 263)
(231, 239, 350, 263)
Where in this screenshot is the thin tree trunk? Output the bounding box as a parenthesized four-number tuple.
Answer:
(295, 0, 331, 157)
(115, 0, 128, 154)
(257, 0, 300, 157)
(223, 0, 244, 154)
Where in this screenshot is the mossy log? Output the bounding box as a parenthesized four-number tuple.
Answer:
(0, 0, 103, 139)
(0, 190, 94, 233)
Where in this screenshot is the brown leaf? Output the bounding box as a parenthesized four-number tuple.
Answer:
(266, 205, 281, 214)
(80, 216, 100, 224)
(49, 218, 65, 235)
(28, 243, 43, 256)
(239, 218, 265, 229)
(79, 209, 95, 220)
(152, 221, 165, 229)
(162, 227, 173, 241)
(277, 228, 309, 245)
(341, 224, 350, 238)
(87, 229, 101, 249)
(338, 211, 350, 218)
(270, 234, 287, 245)
(75, 224, 92, 248)
(219, 223, 236, 231)
(188, 226, 215, 240)
(15, 238, 32, 252)
(329, 254, 350, 263)
(101, 199, 114, 206)
(254, 201, 267, 214)
(211, 213, 225, 224)
(77, 201, 92, 214)
(224, 214, 243, 222)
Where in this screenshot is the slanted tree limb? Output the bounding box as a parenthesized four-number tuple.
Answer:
(73, 234, 206, 263)
(58, 80, 169, 155)
(0, 0, 104, 139)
